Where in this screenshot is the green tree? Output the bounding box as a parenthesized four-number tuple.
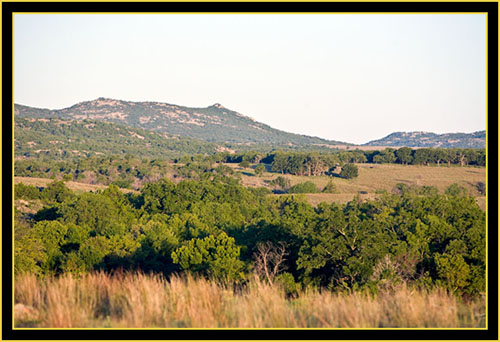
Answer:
(373, 148, 397, 164)
(78, 236, 112, 271)
(431, 149, 447, 166)
(172, 232, 244, 281)
(413, 148, 432, 165)
(254, 164, 265, 176)
(15, 183, 41, 200)
(339, 163, 358, 179)
(271, 153, 289, 174)
(41, 181, 73, 203)
(239, 160, 250, 168)
(16, 221, 69, 274)
(270, 176, 291, 191)
(57, 192, 129, 237)
(445, 183, 467, 197)
(14, 231, 46, 275)
(435, 253, 470, 292)
(395, 147, 413, 165)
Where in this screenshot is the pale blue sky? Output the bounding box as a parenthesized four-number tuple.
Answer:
(14, 14, 486, 144)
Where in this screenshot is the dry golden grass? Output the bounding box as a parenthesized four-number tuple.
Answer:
(14, 272, 485, 328)
(14, 177, 138, 194)
(237, 164, 486, 209)
(351, 164, 485, 195)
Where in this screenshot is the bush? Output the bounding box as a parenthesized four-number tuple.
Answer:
(276, 272, 301, 297)
(288, 181, 319, 194)
(254, 164, 265, 176)
(322, 180, 337, 193)
(171, 232, 244, 281)
(249, 187, 272, 197)
(445, 183, 467, 197)
(62, 174, 73, 182)
(270, 176, 291, 190)
(111, 179, 132, 189)
(339, 163, 358, 179)
(239, 160, 250, 168)
(41, 181, 73, 203)
(476, 182, 486, 196)
(15, 183, 41, 200)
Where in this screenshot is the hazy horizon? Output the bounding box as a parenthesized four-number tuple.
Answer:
(14, 14, 487, 144)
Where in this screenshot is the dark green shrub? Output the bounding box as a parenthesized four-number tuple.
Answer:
(276, 272, 301, 297)
(171, 232, 244, 281)
(322, 180, 337, 193)
(239, 160, 250, 168)
(41, 181, 73, 203)
(15, 183, 41, 200)
(476, 182, 486, 196)
(339, 163, 358, 179)
(445, 183, 467, 197)
(269, 176, 291, 190)
(111, 179, 132, 189)
(254, 164, 265, 176)
(288, 181, 319, 194)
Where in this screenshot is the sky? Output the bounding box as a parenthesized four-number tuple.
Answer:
(14, 14, 486, 145)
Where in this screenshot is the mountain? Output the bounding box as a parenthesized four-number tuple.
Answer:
(364, 131, 486, 149)
(14, 98, 348, 147)
(14, 117, 226, 160)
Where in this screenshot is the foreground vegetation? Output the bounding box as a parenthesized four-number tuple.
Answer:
(15, 272, 485, 328)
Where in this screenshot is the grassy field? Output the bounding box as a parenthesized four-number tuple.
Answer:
(235, 163, 486, 209)
(14, 272, 485, 328)
(14, 177, 138, 194)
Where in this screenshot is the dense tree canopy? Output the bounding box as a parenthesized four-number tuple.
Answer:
(15, 176, 486, 297)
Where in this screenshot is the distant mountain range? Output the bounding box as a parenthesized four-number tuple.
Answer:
(14, 98, 348, 147)
(364, 131, 486, 149)
(14, 98, 486, 150)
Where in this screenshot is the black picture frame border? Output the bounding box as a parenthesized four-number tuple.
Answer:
(2, 1, 498, 340)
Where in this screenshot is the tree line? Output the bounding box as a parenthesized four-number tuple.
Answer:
(15, 147, 486, 191)
(264, 148, 485, 176)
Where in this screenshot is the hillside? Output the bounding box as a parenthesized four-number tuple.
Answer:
(15, 98, 348, 147)
(14, 117, 224, 159)
(364, 131, 486, 148)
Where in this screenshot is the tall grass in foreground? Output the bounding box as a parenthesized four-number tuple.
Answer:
(15, 272, 485, 328)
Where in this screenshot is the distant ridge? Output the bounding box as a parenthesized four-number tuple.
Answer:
(15, 98, 349, 147)
(364, 131, 486, 149)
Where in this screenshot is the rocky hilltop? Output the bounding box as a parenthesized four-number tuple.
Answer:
(364, 131, 486, 149)
(15, 98, 347, 147)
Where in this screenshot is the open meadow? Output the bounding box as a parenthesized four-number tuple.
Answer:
(232, 163, 486, 209)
